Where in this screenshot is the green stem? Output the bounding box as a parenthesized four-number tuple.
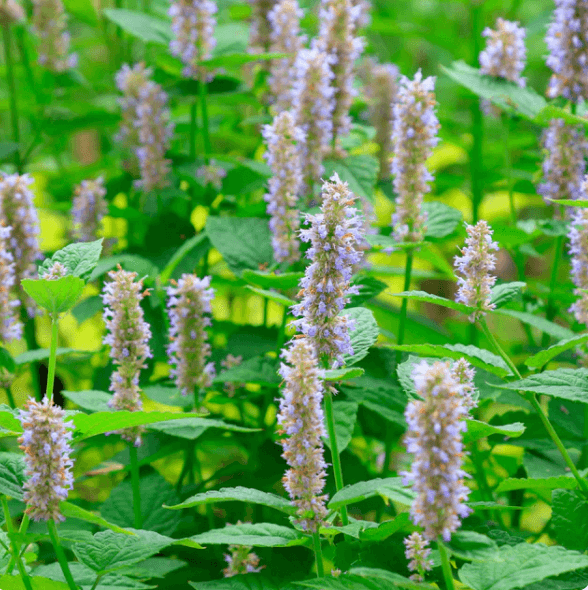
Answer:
(396, 251, 413, 365)
(2, 497, 33, 590)
(6, 514, 29, 574)
(45, 315, 59, 402)
(438, 540, 456, 590)
(324, 387, 349, 526)
(276, 306, 288, 356)
(312, 531, 325, 578)
(190, 99, 198, 161)
(2, 25, 22, 173)
(129, 445, 142, 528)
(503, 114, 516, 224)
(199, 74, 211, 164)
(542, 235, 564, 347)
(481, 318, 588, 496)
(471, 2, 484, 224)
(47, 519, 79, 590)
(2, 386, 15, 409)
(90, 575, 103, 590)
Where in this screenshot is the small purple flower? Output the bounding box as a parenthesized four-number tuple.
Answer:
(196, 161, 227, 191)
(248, 0, 280, 55)
(0, 224, 22, 342)
(479, 18, 526, 85)
(223, 536, 263, 577)
(40, 261, 67, 280)
(71, 177, 108, 243)
(568, 196, 588, 326)
(451, 358, 478, 413)
(18, 397, 74, 522)
(404, 532, 433, 582)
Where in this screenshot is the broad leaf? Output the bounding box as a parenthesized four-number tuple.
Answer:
(213, 356, 280, 386)
(160, 233, 210, 283)
(0, 452, 26, 500)
(445, 531, 500, 562)
(190, 523, 308, 548)
(423, 201, 462, 239)
(241, 270, 303, 290)
(328, 478, 415, 510)
(349, 276, 388, 307)
(358, 512, 411, 541)
(14, 347, 93, 365)
(142, 384, 192, 409)
(38, 240, 103, 280)
(89, 254, 159, 282)
(190, 575, 281, 590)
(493, 309, 576, 340)
(392, 290, 473, 314)
(0, 576, 70, 590)
(344, 307, 379, 365)
(102, 9, 171, 44)
(323, 367, 365, 381)
(147, 417, 258, 440)
(525, 334, 588, 368)
(464, 420, 525, 444)
(60, 502, 132, 535)
(246, 286, 296, 307)
(21, 276, 85, 315)
(490, 282, 526, 309)
(496, 476, 580, 493)
(295, 568, 436, 589)
(552, 489, 588, 551)
(61, 390, 111, 412)
(323, 401, 358, 454)
(322, 155, 379, 199)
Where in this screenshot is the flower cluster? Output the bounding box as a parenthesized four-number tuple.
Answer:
(248, 0, 279, 54)
(351, 0, 370, 29)
(223, 541, 263, 577)
(403, 360, 471, 542)
(115, 63, 174, 192)
(538, 119, 587, 207)
(167, 274, 215, 397)
(277, 338, 328, 531)
(196, 162, 227, 191)
(545, 0, 588, 102)
(479, 18, 526, 85)
(18, 397, 74, 522)
(31, 0, 77, 72)
(317, 0, 365, 146)
(391, 71, 440, 242)
(292, 174, 362, 367)
(454, 220, 499, 322)
(0, 0, 24, 26)
(268, 0, 306, 111)
(262, 111, 305, 263)
(451, 358, 478, 413)
(0, 224, 22, 342)
(169, 0, 217, 79)
(71, 177, 108, 243)
(364, 60, 399, 180)
(102, 267, 152, 446)
(404, 532, 433, 582)
(0, 173, 42, 315)
(221, 354, 244, 397)
(568, 198, 588, 326)
(40, 261, 67, 280)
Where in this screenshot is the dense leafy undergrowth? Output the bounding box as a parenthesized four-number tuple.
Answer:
(3, 0, 588, 589)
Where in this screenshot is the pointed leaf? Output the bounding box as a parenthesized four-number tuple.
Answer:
(344, 307, 379, 365)
(328, 478, 415, 510)
(322, 155, 379, 199)
(213, 356, 280, 387)
(21, 276, 85, 314)
(490, 282, 526, 308)
(423, 201, 462, 239)
(102, 9, 171, 44)
(496, 476, 579, 493)
(245, 286, 296, 307)
(0, 453, 26, 500)
(190, 523, 308, 548)
(323, 367, 365, 381)
(295, 568, 436, 589)
(497, 368, 588, 403)
(391, 290, 473, 314)
(525, 334, 588, 368)
(323, 401, 358, 454)
(463, 420, 525, 444)
(38, 240, 103, 280)
(241, 270, 303, 290)
(493, 308, 576, 340)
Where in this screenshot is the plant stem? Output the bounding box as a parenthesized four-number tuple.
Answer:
(438, 539, 456, 590)
(2, 497, 33, 590)
(6, 514, 29, 574)
(542, 235, 564, 347)
(2, 25, 22, 173)
(190, 99, 198, 161)
(312, 531, 325, 578)
(470, 2, 484, 224)
(2, 386, 16, 409)
(47, 519, 79, 590)
(503, 114, 516, 224)
(199, 74, 211, 165)
(396, 251, 413, 366)
(45, 315, 59, 402)
(324, 387, 349, 526)
(481, 318, 588, 496)
(129, 445, 142, 528)
(276, 305, 288, 356)
(90, 575, 103, 590)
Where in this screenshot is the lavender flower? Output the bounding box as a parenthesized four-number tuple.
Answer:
(292, 174, 362, 367)
(404, 532, 433, 582)
(262, 111, 305, 264)
(31, 0, 77, 72)
(403, 360, 471, 542)
(364, 60, 399, 180)
(0, 173, 42, 315)
(71, 177, 108, 243)
(317, 0, 365, 147)
(0, 0, 25, 25)
(391, 71, 440, 243)
(18, 397, 74, 522)
(451, 358, 477, 413)
(277, 338, 328, 531)
(267, 0, 306, 111)
(454, 220, 499, 322)
(167, 274, 215, 397)
(546, 0, 588, 102)
(115, 63, 174, 193)
(196, 162, 227, 191)
(538, 119, 587, 208)
(351, 0, 370, 29)
(479, 18, 526, 85)
(291, 47, 336, 195)
(40, 261, 67, 280)
(569, 199, 588, 326)
(102, 267, 152, 446)
(169, 0, 217, 79)
(248, 0, 279, 55)
(0, 224, 22, 342)
(223, 540, 263, 577)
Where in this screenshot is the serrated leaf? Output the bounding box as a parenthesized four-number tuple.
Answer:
(328, 478, 415, 510)
(496, 476, 579, 493)
(241, 270, 303, 290)
(344, 307, 379, 366)
(322, 155, 379, 199)
(497, 368, 588, 403)
(458, 543, 588, 590)
(71, 295, 103, 325)
(103, 9, 171, 44)
(463, 420, 525, 444)
(295, 568, 436, 590)
(323, 401, 358, 454)
(61, 390, 111, 412)
(166, 486, 294, 514)
(213, 356, 280, 386)
(142, 384, 192, 409)
(147, 417, 258, 440)
(323, 367, 365, 381)
(552, 489, 588, 551)
(341, 377, 406, 426)
(535, 104, 588, 131)
(490, 282, 526, 308)
(525, 334, 588, 368)
(0, 576, 71, 590)
(445, 531, 500, 562)
(358, 512, 411, 541)
(60, 502, 132, 535)
(423, 201, 462, 239)
(21, 276, 85, 314)
(190, 523, 308, 548)
(0, 348, 15, 373)
(245, 286, 296, 307)
(0, 453, 26, 500)
(206, 217, 274, 276)
(493, 308, 576, 340)
(349, 276, 388, 307)
(38, 239, 103, 280)
(392, 290, 473, 314)
(89, 255, 159, 283)
(14, 347, 93, 365)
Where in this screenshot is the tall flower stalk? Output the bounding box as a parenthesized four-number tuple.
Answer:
(71, 177, 108, 243)
(248, 0, 279, 56)
(0, 224, 22, 343)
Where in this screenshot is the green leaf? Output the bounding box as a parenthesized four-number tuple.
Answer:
(60, 502, 133, 535)
(166, 486, 294, 514)
(365, 235, 425, 251)
(549, 198, 588, 208)
(101, 472, 182, 536)
(358, 512, 411, 541)
(206, 217, 274, 276)
(493, 308, 576, 340)
(463, 420, 525, 444)
(0, 142, 19, 161)
(384, 343, 512, 378)
(159, 234, 210, 284)
(490, 282, 526, 308)
(190, 523, 308, 548)
(349, 276, 388, 307)
(323, 401, 358, 454)
(201, 51, 290, 69)
(497, 368, 588, 403)
(245, 286, 296, 307)
(322, 155, 379, 199)
(443, 61, 546, 121)
(328, 478, 415, 510)
(392, 290, 473, 314)
(323, 367, 365, 381)
(458, 543, 588, 590)
(71, 295, 103, 325)
(496, 476, 580, 493)
(89, 255, 159, 282)
(344, 307, 379, 366)
(147, 417, 258, 440)
(21, 276, 85, 315)
(38, 240, 104, 280)
(0, 576, 70, 590)
(102, 9, 171, 44)
(0, 348, 15, 373)
(295, 568, 436, 590)
(14, 347, 92, 365)
(423, 201, 462, 239)
(535, 104, 588, 131)
(213, 356, 280, 387)
(190, 575, 281, 590)
(241, 270, 303, 290)
(445, 531, 500, 562)
(61, 390, 111, 412)
(525, 334, 588, 368)
(0, 453, 26, 500)
(142, 384, 192, 409)
(552, 489, 588, 551)
(342, 377, 406, 426)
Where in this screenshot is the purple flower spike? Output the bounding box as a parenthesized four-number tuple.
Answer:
(0, 224, 22, 342)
